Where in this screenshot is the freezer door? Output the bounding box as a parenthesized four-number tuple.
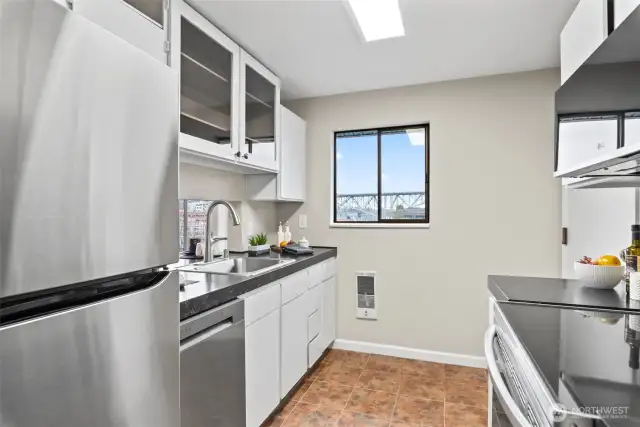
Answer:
(0, 271, 180, 427)
(0, 0, 179, 298)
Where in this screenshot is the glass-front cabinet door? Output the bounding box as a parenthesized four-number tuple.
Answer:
(179, 6, 240, 161)
(239, 51, 280, 171)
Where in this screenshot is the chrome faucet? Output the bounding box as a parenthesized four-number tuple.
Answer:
(204, 200, 241, 262)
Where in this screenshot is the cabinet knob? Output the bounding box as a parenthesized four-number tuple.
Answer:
(235, 151, 241, 158)
(243, 153, 249, 160)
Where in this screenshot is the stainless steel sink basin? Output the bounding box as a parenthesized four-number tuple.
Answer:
(179, 257, 294, 276)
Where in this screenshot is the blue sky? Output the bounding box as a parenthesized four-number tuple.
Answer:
(336, 131, 426, 195)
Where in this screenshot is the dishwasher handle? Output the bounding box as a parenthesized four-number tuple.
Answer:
(180, 299, 244, 344)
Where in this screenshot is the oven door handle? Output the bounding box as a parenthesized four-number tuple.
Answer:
(485, 325, 533, 427)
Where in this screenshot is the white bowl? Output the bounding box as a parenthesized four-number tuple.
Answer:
(574, 262, 624, 289)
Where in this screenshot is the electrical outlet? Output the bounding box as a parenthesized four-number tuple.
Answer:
(299, 214, 308, 229)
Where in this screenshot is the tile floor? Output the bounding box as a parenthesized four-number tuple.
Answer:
(262, 348, 496, 427)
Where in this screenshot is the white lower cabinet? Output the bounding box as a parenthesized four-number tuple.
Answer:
(242, 257, 338, 425)
(280, 292, 309, 398)
(321, 277, 337, 349)
(308, 277, 337, 367)
(245, 309, 281, 427)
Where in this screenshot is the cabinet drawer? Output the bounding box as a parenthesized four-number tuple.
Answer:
(307, 284, 321, 314)
(322, 258, 337, 282)
(307, 309, 321, 343)
(307, 263, 323, 289)
(240, 283, 281, 327)
(308, 335, 324, 368)
(281, 270, 308, 304)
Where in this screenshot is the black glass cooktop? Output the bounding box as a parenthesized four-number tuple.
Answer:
(499, 303, 640, 426)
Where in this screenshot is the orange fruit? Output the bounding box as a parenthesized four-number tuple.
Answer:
(594, 255, 621, 266)
(279, 241, 288, 248)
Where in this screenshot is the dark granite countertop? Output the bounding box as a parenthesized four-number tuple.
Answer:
(177, 247, 337, 321)
(498, 302, 640, 426)
(489, 275, 640, 313)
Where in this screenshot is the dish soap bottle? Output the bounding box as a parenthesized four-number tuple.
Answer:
(284, 222, 292, 243)
(624, 224, 640, 295)
(277, 222, 284, 245)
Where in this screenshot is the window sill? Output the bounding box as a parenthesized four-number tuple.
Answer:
(329, 222, 430, 229)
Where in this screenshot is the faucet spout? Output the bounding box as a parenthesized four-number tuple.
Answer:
(204, 200, 241, 262)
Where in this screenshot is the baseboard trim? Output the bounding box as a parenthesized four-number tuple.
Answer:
(333, 339, 487, 368)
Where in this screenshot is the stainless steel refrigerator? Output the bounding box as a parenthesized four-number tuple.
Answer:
(0, 1, 180, 426)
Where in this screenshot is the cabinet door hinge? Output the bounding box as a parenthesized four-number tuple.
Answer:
(164, 40, 171, 53)
(562, 227, 568, 245)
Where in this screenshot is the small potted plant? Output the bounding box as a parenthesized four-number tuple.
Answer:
(248, 233, 270, 256)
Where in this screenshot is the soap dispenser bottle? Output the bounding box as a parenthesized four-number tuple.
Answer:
(284, 222, 292, 243)
(277, 222, 284, 244)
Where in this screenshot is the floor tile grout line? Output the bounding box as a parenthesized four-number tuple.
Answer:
(342, 368, 363, 414)
(387, 385, 400, 427)
(278, 399, 298, 427)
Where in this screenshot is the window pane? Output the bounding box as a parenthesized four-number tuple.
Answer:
(335, 132, 379, 221)
(381, 128, 427, 220)
(187, 200, 212, 244)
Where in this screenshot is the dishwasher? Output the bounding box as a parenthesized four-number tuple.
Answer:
(180, 299, 246, 427)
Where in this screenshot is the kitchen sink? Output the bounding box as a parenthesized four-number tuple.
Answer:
(179, 257, 294, 276)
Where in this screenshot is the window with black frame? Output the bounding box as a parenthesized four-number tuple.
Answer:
(333, 124, 429, 224)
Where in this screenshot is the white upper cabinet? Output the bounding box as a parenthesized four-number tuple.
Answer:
(246, 106, 307, 202)
(239, 51, 281, 172)
(614, 0, 640, 28)
(280, 107, 307, 200)
(177, 4, 240, 163)
(560, 0, 609, 84)
(73, 0, 167, 63)
(173, 3, 282, 173)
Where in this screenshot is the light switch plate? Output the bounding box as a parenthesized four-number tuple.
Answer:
(298, 214, 308, 229)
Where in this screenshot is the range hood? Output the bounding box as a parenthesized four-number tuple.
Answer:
(554, 6, 640, 189)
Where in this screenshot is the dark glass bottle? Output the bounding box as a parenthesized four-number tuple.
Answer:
(624, 225, 640, 295)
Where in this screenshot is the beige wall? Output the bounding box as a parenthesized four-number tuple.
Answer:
(279, 69, 562, 357)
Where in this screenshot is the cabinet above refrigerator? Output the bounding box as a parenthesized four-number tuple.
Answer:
(555, 3, 640, 188)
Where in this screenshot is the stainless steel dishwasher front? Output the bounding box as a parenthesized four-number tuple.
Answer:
(180, 299, 246, 427)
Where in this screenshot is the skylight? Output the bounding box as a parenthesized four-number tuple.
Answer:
(347, 0, 405, 42)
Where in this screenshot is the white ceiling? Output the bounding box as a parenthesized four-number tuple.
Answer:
(191, 0, 579, 100)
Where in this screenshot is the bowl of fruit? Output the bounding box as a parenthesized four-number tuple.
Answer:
(574, 255, 624, 289)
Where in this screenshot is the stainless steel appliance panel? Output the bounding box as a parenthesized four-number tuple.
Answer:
(180, 299, 246, 427)
(0, 0, 179, 298)
(0, 271, 180, 427)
